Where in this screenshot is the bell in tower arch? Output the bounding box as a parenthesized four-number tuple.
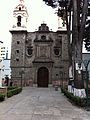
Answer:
(12, 0, 28, 29)
(17, 16, 21, 27)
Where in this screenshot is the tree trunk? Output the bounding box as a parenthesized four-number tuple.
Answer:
(72, 0, 88, 89)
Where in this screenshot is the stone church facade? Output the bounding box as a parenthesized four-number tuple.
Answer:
(10, 0, 69, 87)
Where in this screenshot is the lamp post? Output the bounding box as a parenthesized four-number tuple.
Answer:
(19, 70, 25, 88)
(83, 60, 90, 108)
(78, 60, 90, 108)
(0, 41, 3, 87)
(60, 71, 63, 88)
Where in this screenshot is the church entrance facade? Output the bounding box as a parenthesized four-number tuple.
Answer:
(37, 67, 49, 87)
(10, 0, 69, 87)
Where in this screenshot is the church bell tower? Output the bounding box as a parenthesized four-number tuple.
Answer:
(12, 0, 28, 30)
(10, 0, 29, 86)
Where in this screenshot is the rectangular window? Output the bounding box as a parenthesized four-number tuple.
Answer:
(16, 50, 19, 53)
(1, 51, 5, 52)
(1, 47, 5, 49)
(17, 41, 20, 44)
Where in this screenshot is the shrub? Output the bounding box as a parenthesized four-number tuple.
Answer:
(0, 94, 5, 102)
(7, 86, 17, 91)
(61, 87, 86, 107)
(7, 87, 22, 98)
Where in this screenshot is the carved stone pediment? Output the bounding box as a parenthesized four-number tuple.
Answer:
(33, 57, 54, 63)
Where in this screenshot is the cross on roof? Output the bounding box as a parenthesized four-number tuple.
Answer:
(20, 0, 24, 3)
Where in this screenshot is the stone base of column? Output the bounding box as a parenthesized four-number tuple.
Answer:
(68, 85, 74, 93)
(68, 85, 86, 98)
(73, 88, 86, 98)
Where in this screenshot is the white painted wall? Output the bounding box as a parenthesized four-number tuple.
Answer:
(2, 59, 11, 80)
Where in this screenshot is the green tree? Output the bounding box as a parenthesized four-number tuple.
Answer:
(43, 0, 88, 88)
(84, 1, 90, 51)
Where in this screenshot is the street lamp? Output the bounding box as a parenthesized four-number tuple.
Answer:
(83, 60, 90, 108)
(78, 60, 90, 108)
(0, 41, 3, 87)
(19, 70, 25, 88)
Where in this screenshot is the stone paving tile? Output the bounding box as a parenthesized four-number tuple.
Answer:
(34, 107, 53, 115)
(0, 87, 90, 120)
(7, 108, 34, 115)
(49, 107, 61, 116)
(72, 118, 87, 120)
(32, 114, 54, 120)
(0, 114, 32, 120)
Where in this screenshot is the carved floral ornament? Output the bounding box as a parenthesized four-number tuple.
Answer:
(26, 46, 33, 56)
(54, 47, 61, 56)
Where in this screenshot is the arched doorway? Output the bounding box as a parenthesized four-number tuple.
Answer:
(37, 67, 49, 87)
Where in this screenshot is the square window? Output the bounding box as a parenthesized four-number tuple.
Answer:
(16, 50, 19, 53)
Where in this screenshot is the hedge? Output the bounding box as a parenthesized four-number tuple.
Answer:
(7, 87, 22, 98)
(7, 86, 17, 91)
(61, 87, 86, 107)
(0, 94, 5, 102)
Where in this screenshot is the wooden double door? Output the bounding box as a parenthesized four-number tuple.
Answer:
(37, 67, 49, 87)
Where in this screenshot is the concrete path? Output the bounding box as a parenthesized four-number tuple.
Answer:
(0, 87, 90, 120)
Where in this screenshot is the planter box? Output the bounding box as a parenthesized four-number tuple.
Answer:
(0, 87, 7, 95)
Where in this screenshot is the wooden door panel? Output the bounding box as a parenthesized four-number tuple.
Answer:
(37, 67, 49, 87)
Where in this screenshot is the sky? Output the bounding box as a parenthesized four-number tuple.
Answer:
(0, 0, 87, 55)
(0, 0, 58, 47)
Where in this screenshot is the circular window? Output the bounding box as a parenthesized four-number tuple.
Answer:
(54, 48, 60, 56)
(27, 47, 33, 56)
(41, 35, 46, 40)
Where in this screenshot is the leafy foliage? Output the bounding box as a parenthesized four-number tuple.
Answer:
(43, 0, 57, 8)
(7, 86, 17, 91)
(0, 94, 5, 102)
(7, 87, 22, 98)
(84, 2, 90, 51)
(61, 87, 86, 107)
(43, 0, 71, 8)
(43, 0, 72, 21)
(43, 0, 89, 51)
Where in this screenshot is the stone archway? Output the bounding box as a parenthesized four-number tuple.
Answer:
(37, 67, 49, 87)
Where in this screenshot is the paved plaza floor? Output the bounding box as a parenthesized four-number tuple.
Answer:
(0, 87, 90, 120)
